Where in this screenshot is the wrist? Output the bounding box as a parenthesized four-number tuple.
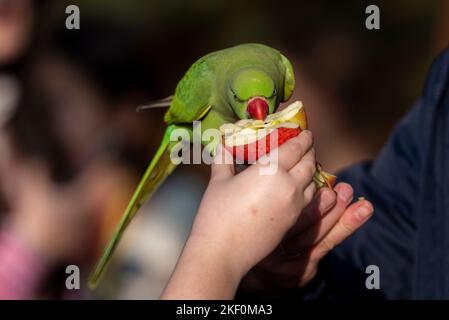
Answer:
(185, 233, 245, 284)
(163, 233, 244, 299)
(192, 208, 265, 277)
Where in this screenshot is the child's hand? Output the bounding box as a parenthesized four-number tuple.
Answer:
(162, 130, 316, 299)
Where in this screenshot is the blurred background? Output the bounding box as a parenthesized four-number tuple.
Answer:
(0, 0, 447, 299)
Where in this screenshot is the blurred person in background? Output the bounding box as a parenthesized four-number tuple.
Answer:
(0, 0, 42, 299)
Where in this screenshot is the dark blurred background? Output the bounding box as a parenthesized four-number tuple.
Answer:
(0, 0, 447, 299)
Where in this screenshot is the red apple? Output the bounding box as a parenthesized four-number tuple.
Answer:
(227, 127, 301, 163)
(221, 101, 306, 163)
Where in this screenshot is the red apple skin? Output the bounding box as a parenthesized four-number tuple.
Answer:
(226, 127, 301, 163)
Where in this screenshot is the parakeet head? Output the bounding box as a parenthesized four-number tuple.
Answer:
(228, 68, 278, 120)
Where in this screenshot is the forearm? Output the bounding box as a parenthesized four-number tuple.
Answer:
(160, 236, 242, 300)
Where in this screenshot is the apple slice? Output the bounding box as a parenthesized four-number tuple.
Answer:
(220, 101, 306, 163)
(220, 100, 336, 188)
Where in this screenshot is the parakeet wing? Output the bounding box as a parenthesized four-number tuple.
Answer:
(164, 53, 215, 124)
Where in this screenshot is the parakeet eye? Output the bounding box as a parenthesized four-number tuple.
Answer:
(232, 91, 244, 102)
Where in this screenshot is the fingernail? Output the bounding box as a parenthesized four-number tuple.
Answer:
(319, 190, 335, 212)
(356, 205, 373, 221)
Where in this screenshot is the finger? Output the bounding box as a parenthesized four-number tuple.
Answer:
(286, 188, 337, 239)
(288, 147, 316, 185)
(210, 144, 235, 180)
(303, 181, 316, 207)
(261, 130, 313, 171)
(310, 199, 373, 262)
(282, 182, 354, 254)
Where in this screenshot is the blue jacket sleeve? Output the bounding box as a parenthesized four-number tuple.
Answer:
(306, 47, 449, 299)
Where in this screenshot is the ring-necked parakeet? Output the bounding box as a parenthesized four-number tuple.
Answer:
(89, 43, 326, 288)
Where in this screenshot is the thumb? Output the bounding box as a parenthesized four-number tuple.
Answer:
(211, 144, 234, 180)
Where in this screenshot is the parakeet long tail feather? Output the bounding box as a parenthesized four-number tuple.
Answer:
(88, 125, 178, 288)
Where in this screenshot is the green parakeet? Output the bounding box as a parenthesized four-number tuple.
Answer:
(89, 43, 302, 287)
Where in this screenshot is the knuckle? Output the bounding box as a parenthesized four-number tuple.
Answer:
(300, 130, 313, 148)
(304, 186, 316, 204)
(320, 237, 335, 252)
(288, 139, 303, 156)
(273, 170, 288, 184)
(296, 162, 315, 182)
(283, 180, 298, 200)
(339, 220, 355, 235)
(305, 160, 316, 177)
(309, 248, 324, 264)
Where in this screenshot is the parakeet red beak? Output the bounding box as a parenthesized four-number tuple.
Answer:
(247, 97, 269, 120)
